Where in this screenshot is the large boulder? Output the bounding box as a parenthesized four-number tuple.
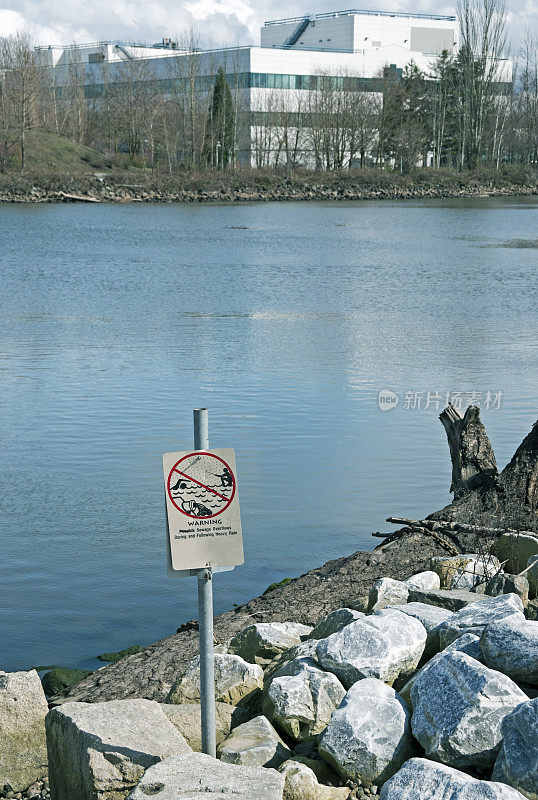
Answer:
(385, 602, 454, 658)
(160, 701, 249, 751)
(264, 641, 320, 682)
(528, 555, 538, 600)
(404, 571, 440, 591)
(437, 593, 524, 647)
(431, 554, 500, 590)
(368, 578, 409, 612)
(166, 653, 263, 707)
(126, 752, 285, 800)
(379, 757, 527, 800)
(318, 678, 414, 785)
(0, 669, 49, 792)
(480, 615, 538, 684)
(492, 698, 538, 800)
(492, 532, 538, 574)
(217, 715, 292, 769)
(228, 623, 312, 666)
(46, 699, 191, 800)
(309, 609, 363, 640)
(485, 574, 529, 606)
(407, 587, 480, 611)
(399, 632, 482, 707)
(410, 651, 528, 768)
(316, 609, 426, 687)
(263, 657, 345, 741)
(278, 760, 350, 800)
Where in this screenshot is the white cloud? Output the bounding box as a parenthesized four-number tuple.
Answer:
(0, 8, 27, 36)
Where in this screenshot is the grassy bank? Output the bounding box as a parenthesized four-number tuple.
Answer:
(1, 163, 536, 204)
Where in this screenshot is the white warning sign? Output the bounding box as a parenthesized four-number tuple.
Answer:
(163, 448, 244, 571)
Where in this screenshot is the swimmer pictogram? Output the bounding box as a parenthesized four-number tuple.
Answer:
(166, 452, 236, 519)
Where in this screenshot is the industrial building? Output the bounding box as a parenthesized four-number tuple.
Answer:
(35, 9, 509, 166)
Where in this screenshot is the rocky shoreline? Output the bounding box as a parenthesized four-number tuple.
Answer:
(2, 528, 538, 800)
(0, 174, 537, 204)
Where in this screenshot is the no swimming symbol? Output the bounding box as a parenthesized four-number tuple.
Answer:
(167, 451, 236, 519)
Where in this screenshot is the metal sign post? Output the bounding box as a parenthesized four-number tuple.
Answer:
(193, 408, 216, 758)
(163, 408, 244, 759)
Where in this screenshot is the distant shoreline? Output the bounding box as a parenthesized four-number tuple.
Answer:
(1, 168, 537, 205)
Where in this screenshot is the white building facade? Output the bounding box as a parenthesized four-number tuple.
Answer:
(36, 9, 510, 166)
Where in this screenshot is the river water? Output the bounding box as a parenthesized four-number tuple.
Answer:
(1, 196, 536, 672)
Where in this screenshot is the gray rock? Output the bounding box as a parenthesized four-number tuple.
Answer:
(399, 633, 482, 707)
(485, 574, 529, 606)
(46, 699, 191, 800)
(126, 752, 285, 800)
(407, 587, 480, 611)
(379, 757, 527, 800)
(228, 623, 313, 666)
(0, 669, 49, 792)
(404, 571, 440, 591)
(160, 701, 249, 751)
(368, 578, 409, 612)
(385, 602, 454, 657)
(528, 555, 538, 600)
(264, 641, 320, 682)
(318, 678, 414, 784)
(437, 593, 525, 647)
(480, 615, 538, 684)
(166, 653, 263, 707)
(217, 715, 292, 769)
(263, 657, 346, 741)
(492, 532, 538, 574)
(431, 554, 501, 590)
(316, 609, 426, 687)
(278, 760, 350, 800)
(493, 698, 538, 800)
(410, 651, 528, 767)
(309, 609, 363, 640)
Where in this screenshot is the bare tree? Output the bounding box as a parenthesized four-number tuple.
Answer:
(0, 32, 41, 168)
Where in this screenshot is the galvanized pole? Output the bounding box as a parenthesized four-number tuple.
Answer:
(193, 408, 216, 758)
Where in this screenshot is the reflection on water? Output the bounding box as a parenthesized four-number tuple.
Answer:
(0, 196, 536, 671)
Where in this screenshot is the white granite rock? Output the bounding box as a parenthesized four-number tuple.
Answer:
(437, 593, 524, 648)
(318, 678, 415, 784)
(410, 651, 528, 767)
(386, 602, 454, 657)
(480, 615, 538, 684)
(492, 698, 538, 800)
(431, 554, 500, 590)
(228, 623, 313, 665)
(368, 578, 409, 612)
(217, 715, 292, 769)
(399, 633, 482, 707)
(46, 699, 191, 800)
(0, 670, 49, 792)
(263, 657, 346, 741)
(166, 653, 263, 707)
(160, 701, 249, 751)
(404, 571, 440, 591)
(492, 532, 538, 574)
(264, 640, 320, 681)
(309, 609, 363, 640)
(379, 757, 527, 800)
(316, 609, 426, 688)
(126, 752, 285, 800)
(278, 760, 350, 800)
(527, 555, 538, 600)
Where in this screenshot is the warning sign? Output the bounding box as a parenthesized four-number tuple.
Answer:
(163, 448, 244, 571)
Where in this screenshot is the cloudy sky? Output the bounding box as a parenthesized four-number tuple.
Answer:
(0, 0, 534, 52)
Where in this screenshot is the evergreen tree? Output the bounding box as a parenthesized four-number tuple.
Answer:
(204, 67, 235, 168)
